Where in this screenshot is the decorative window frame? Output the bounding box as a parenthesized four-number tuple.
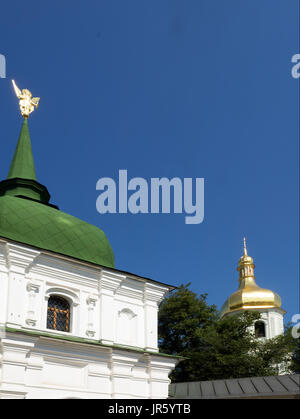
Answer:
(118, 307, 137, 320)
(25, 280, 41, 327)
(43, 287, 80, 335)
(86, 295, 98, 338)
(116, 307, 138, 346)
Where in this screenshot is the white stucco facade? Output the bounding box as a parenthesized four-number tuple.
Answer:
(224, 307, 285, 340)
(0, 239, 178, 399)
(254, 308, 285, 339)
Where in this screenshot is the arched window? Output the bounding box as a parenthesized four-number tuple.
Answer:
(47, 296, 70, 332)
(255, 321, 266, 338)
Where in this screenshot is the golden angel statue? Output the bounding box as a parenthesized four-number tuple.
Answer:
(12, 79, 40, 118)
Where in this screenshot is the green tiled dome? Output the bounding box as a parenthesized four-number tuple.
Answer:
(0, 119, 115, 268)
(0, 195, 115, 267)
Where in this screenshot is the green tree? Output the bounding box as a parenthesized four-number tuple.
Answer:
(158, 284, 218, 354)
(291, 332, 300, 373)
(158, 283, 295, 382)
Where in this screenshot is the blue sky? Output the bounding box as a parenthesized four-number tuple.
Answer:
(0, 1, 299, 321)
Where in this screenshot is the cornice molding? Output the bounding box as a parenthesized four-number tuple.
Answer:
(5, 243, 40, 273)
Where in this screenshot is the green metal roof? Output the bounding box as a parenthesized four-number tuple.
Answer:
(0, 195, 115, 267)
(7, 119, 37, 181)
(0, 119, 115, 268)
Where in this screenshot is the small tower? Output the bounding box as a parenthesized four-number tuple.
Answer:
(220, 238, 286, 339)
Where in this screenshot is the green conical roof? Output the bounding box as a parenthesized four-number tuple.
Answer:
(0, 119, 50, 203)
(0, 119, 115, 268)
(7, 119, 37, 181)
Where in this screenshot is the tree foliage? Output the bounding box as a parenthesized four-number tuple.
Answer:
(291, 332, 300, 373)
(158, 283, 296, 382)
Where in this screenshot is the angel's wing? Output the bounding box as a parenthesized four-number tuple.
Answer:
(31, 97, 40, 108)
(12, 79, 22, 98)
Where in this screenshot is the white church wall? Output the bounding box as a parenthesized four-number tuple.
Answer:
(0, 239, 177, 398)
(224, 307, 285, 340)
(0, 240, 169, 350)
(0, 242, 8, 328)
(259, 309, 285, 339)
(0, 332, 176, 399)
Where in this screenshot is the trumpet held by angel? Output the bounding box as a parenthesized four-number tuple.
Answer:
(12, 79, 40, 118)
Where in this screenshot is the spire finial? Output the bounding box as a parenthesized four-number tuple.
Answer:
(12, 80, 40, 119)
(7, 118, 37, 181)
(243, 237, 248, 256)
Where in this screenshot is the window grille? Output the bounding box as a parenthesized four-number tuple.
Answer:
(47, 296, 70, 332)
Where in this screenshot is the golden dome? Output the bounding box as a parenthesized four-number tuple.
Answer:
(220, 238, 284, 317)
